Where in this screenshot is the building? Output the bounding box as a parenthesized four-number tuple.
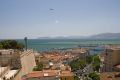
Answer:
(0, 49, 19, 67)
(0, 66, 9, 77)
(35, 48, 89, 67)
(0, 49, 21, 80)
(100, 72, 120, 80)
(14, 49, 36, 80)
(22, 70, 60, 80)
(60, 71, 74, 80)
(22, 70, 74, 80)
(61, 48, 89, 59)
(101, 46, 120, 72)
(0, 49, 36, 80)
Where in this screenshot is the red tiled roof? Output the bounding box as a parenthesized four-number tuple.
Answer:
(27, 71, 43, 78)
(26, 70, 58, 78)
(23, 70, 74, 79)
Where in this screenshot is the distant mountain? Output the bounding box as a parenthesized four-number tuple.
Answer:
(38, 37, 51, 39)
(38, 36, 87, 39)
(38, 33, 120, 39)
(90, 33, 120, 39)
(54, 36, 87, 39)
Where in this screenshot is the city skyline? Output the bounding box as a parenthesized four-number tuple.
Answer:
(0, 0, 120, 39)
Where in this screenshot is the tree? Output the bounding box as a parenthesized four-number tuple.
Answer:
(0, 40, 24, 50)
(89, 72, 100, 80)
(86, 56, 93, 64)
(16, 43, 25, 50)
(74, 76, 79, 80)
(92, 63, 100, 72)
(92, 56, 100, 72)
(0, 43, 3, 49)
(94, 56, 100, 63)
(79, 60, 86, 69)
(70, 59, 86, 71)
(33, 62, 43, 71)
(70, 59, 80, 71)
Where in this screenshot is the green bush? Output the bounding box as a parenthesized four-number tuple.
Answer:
(89, 72, 100, 80)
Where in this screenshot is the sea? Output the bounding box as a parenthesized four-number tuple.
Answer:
(16, 39, 120, 52)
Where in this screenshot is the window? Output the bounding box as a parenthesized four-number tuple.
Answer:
(0, 52, 2, 56)
(10, 52, 12, 55)
(65, 78, 67, 80)
(105, 50, 108, 56)
(105, 52, 108, 56)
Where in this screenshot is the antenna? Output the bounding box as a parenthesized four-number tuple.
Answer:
(24, 37, 27, 51)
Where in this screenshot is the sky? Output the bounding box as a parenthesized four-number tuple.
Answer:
(0, 0, 120, 39)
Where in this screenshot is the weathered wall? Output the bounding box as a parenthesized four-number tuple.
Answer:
(14, 50, 36, 80)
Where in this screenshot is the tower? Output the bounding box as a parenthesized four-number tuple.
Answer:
(24, 37, 27, 51)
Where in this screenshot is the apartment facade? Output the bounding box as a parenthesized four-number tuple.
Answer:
(102, 47, 120, 72)
(14, 49, 36, 80)
(0, 49, 15, 66)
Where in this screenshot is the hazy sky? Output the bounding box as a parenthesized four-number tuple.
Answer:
(0, 0, 120, 39)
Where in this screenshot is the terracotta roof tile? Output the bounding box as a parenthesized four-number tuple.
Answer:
(25, 70, 59, 78)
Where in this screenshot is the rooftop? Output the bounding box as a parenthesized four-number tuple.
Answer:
(60, 71, 74, 77)
(24, 70, 59, 78)
(105, 45, 120, 50)
(100, 72, 120, 80)
(0, 49, 13, 51)
(22, 70, 74, 79)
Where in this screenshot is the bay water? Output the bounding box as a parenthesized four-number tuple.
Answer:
(17, 39, 120, 51)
